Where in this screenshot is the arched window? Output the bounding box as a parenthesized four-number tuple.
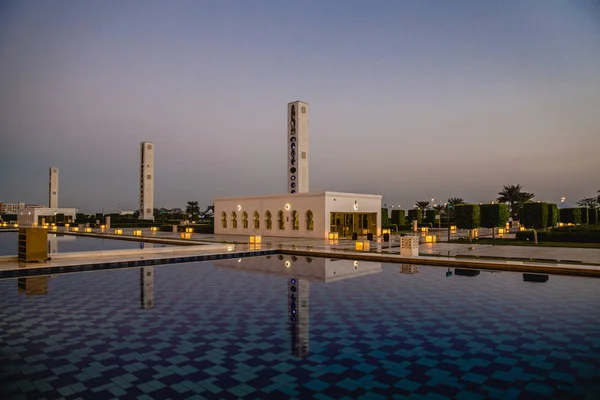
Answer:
(221, 211, 227, 229)
(306, 210, 314, 231)
(292, 210, 299, 230)
(242, 211, 248, 229)
(231, 211, 238, 229)
(253, 211, 260, 229)
(278, 210, 285, 230)
(265, 211, 272, 230)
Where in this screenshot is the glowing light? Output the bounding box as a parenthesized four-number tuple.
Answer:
(285, 260, 291, 268)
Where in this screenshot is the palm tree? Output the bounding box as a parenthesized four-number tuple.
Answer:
(415, 201, 430, 216)
(497, 184, 534, 220)
(446, 198, 466, 218)
(447, 197, 466, 207)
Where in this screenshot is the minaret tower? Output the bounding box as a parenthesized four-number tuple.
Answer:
(287, 101, 309, 194)
(49, 167, 59, 208)
(139, 142, 154, 220)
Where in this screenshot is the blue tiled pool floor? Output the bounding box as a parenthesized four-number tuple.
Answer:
(1, 259, 599, 399)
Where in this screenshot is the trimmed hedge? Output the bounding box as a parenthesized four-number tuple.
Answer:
(589, 208, 599, 225)
(521, 202, 548, 230)
(390, 210, 406, 226)
(581, 208, 589, 225)
(425, 210, 439, 224)
(381, 208, 390, 227)
(516, 226, 600, 243)
(480, 204, 509, 229)
(407, 209, 422, 223)
(454, 204, 480, 230)
(560, 208, 583, 225)
(547, 203, 559, 227)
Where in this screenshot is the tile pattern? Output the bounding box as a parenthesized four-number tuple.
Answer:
(1, 261, 599, 399)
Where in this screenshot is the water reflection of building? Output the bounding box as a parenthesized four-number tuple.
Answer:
(18, 276, 49, 296)
(140, 266, 154, 309)
(214, 256, 382, 283)
(214, 256, 382, 358)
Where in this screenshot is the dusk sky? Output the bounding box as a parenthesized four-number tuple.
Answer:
(1, 0, 599, 213)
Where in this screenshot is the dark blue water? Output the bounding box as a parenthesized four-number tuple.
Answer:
(0, 232, 169, 256)
(1, 257, 599, 399)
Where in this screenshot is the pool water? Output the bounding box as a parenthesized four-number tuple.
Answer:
(1, 257, 599, 399)
(0, 232, 169, 256)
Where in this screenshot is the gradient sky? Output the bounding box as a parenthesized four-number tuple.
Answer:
(1, 0, 599, 213)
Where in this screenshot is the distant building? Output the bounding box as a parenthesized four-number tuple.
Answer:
(139, 142, 155, 221)
(1, 202, 25, 214)
(17, 207, 77, 226)
(49, 167, 59, 208)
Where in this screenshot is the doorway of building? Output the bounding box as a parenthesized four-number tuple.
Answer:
(329, 212, 377, 238)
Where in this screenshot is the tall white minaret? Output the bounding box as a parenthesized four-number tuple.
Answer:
(287, 101, 309, 194)
(49, 167, 59, 208)
(139, 142, 155, 220)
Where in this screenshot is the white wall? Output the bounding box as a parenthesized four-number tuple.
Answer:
(325, 192, 383, 236)
(215, 193, 325, 239)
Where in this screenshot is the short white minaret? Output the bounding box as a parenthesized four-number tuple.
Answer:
(139, 142, 155, 220)
(49, 167, 59, 208)
(287, 101, 309, 194)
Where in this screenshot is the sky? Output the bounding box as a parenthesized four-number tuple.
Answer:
(1, 0, 599, 213)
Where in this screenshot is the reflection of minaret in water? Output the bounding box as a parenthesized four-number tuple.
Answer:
(48, 234, 58, 255)
(288, 278, 309, 358)
(140, 267, 154, 309)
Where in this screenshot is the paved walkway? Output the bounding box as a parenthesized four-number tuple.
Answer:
(36, 228, 600, 265)
(2, 228, 599, 278)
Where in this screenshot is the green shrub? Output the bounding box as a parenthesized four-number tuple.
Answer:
(581, 208, 589, 225)
(560, 208, 583, 225)
(454, 204, 480, 230)
(480, 204, 509, 229)
(547, 203, 559, 227)
(425, 210, 439, 224)
(75, 213, 87, 224)
(407, 209, 422, 223)
(381, 208, 390, 227)
(521, 202, 548, 230)
(589, 208, 599, 225)
(391, 210, 406, 226)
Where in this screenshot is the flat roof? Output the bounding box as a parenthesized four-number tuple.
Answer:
(214, 191, 382, 202)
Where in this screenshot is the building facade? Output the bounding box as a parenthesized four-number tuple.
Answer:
(288, 101, 309, 194)
(17, 207, 77, 226)
(49, 167, 59, 208)
(1, 203, 25, 214)
(139, 142, 155, 220)
(214, 192, 382, 239)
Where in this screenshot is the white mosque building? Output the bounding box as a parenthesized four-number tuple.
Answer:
(214, 101, 382, 239)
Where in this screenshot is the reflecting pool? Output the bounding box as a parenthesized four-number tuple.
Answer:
(1, 256, 599, 399)
(0, 232, 169, 256)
